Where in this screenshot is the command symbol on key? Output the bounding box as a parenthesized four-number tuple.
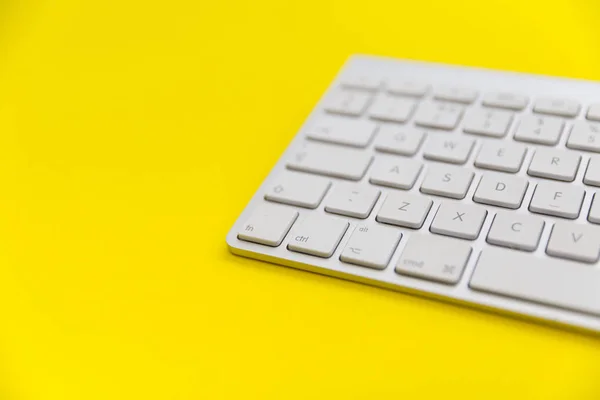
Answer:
(443, 264, 456, 274)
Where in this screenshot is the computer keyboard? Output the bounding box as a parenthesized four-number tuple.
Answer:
(226, 55, 600, 333)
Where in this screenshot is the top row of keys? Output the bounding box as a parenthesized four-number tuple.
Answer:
(339, 74, 600, 120)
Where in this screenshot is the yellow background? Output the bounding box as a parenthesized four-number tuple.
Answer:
(1, 0, 600, 398)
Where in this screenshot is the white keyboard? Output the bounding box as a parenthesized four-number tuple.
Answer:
(226, 55, 600, 333)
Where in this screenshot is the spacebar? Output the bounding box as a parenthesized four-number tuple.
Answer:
(470, 247, 600, 316)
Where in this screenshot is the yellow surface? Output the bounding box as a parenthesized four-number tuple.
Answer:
(1, 0, 600, 398)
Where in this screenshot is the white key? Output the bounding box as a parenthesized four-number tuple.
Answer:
(324, 185, 380, 219)
(340, 224, 402, 270)
(396, 235, 472, 284)
(423, 136, 474, 165)
(374, 126, 426, 156)
(369, 94, 417, 123)
(369, 156, 423, 190)
(546, 221, 600, 263)
(434, 86, 478, 104)
(482, 92, 528, 111)
(470, 246, 600, 317)
(514, 115, 564, 145)
(430, 202, 487, 240)
(584, 156, 600, 187)
(473, 173, 528, 209)
(287, 215, 349, 258)
(265, 173, 331, 209)
(376, 192, 433, 229)
(527, 148, 581, 182)
(462, 108, 513, 137)
(566, 120, 600, 153)
(306, 117, 377, 148)
(238, 205, 298, 246)
(287, 143, 373, 181)
(414, 101, 464, 130)
(529, 181, 584, 219)
(474, 142, 526, 173)
(486, 211, 544, 251)
(341, 74, 383, 91)
(587, 104, 600, 122)
(323, 89, 372, 116)
(533, 97, 581, 118)
(588, 193, 600, 224)
(420, 166, 474, 199)
(387, 81, 429, 97)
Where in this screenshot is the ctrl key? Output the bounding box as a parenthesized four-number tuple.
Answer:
(395, 235, 472, 284)
(237, 205, 298, 246)
(288, 215, 349, 258)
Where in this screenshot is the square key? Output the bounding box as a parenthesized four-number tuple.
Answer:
(374, 126, 426, 156)
(420, 165, 474, 199)
(287, 215, 349, 258)
(430, 202, 487, 240)
(376, 192, 433, 229)
(325, 185, 381, 219)
(514, 115, 564, 145)
(340, 224, 402, 270)
(369, 156, 423, 190)
(238, 204, 299, 246)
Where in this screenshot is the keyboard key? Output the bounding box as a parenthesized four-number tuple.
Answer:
(420, 165, 474, 199)
(396, 234, 472, 284)
(434, 86, 478, 104)
(324, 89, 373, 116)
(369, 94, 417, 123)
(566, 120, 600, 153)
(482, 92, 528, 111)
(529, 181, 584, 219)
(265, 173, 331, 209)
(514, 115, 564, 145)
(474, 142, 526, 173)
(486, 211, 544, 251)
(369, 156, 423, 190)
(324, 185, 380, 219)
(588, 193, 600, 224)
(533, 97, 580, 118)
(473, 173, 528, 209)
(470, 246, 600, 317)
(387, 81, 429, 97)
(546, 221, 600, 263)
(287, 143, 373, 181)
(462, 108, 513, 137)
(527, 148, 581, 182)
(584, 156, 600, 187)
(287, 215, 349, 258)
(341, 74, 383, 91)
(423, 136, 474, 165)
(374, 126, 426, 156)
(238, 205, 298, 246)
(414, 101, 464, 130)
(587, 104, 600, 121)
(430, 202, 487, 240)
(306, 116, 377, 148)
(376, 192, 433, 229)
(340, 223, 402, 270)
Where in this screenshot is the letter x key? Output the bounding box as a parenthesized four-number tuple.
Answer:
(430, 202, 488, 240)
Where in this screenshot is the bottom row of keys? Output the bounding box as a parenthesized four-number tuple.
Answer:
(239, 203, 600, 265)
(238, 205, 473, 284)
(237, 205, 600, 316)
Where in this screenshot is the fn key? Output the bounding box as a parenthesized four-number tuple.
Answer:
(238, 204, 298, 246)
